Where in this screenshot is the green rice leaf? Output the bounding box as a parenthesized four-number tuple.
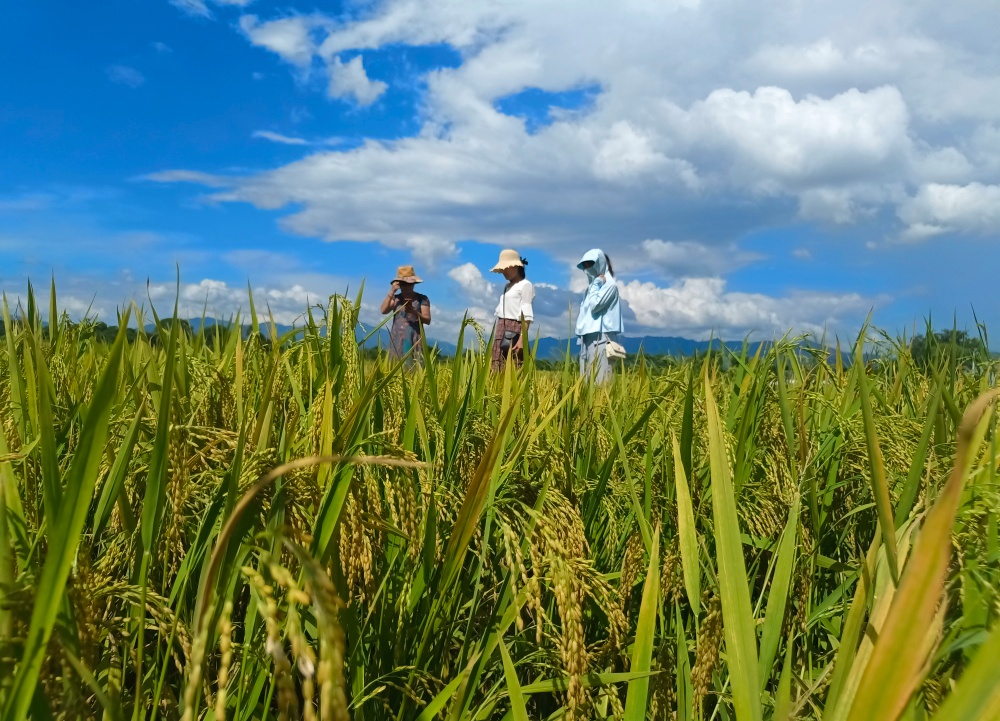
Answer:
(623, 527, 660, 720)
(855, 343, 899, 583)
(672, 433, 701, 617)
(498, 638, 528, 721)
(704, 364, 762, 721)
(759, 493, 800, 686)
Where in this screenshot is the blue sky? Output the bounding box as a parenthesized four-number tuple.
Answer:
(2, 0, 999, 341)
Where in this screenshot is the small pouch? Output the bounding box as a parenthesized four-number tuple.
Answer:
(499, 329, 520, 352)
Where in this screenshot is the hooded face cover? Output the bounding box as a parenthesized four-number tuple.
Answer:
(577, 249, 608, 281)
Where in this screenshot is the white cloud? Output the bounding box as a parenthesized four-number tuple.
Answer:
(592, 121, 671, 182)
(144, 169, 230, 187)
(969, 124, 1000, 172)
(674, 86, 911, 189)
(106, 65, 145, 88)
(911, 146, 974, 184)
(170, 0, 211, 18)
(152, 41, 173, 53)
(448, 262, 496, 306)
(239, 14, 320, 67)
(641, 239, 758, 277)
(619, 278, 876, 338)
(160, 1, 989, 261)
(146, 278, 321, 324)
(172, 0, 253, 18)
(252, 130, 310, 145)
(405, 235, 457, 266)
(898, 182, 1000, 240)
(328, 56, 388, 106)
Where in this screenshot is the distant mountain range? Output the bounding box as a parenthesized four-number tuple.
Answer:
(176, 318, 835, 360)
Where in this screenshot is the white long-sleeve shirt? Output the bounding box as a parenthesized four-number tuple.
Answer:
(495, 279, 535, 321)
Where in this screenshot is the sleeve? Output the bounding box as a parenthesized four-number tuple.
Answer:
(519, 281, 534, 321)
(590, 279, 620, 317)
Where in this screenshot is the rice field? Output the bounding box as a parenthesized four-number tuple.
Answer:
(0, 284, 999, 721)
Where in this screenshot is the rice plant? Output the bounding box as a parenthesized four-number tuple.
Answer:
(0, 280, 998, 720)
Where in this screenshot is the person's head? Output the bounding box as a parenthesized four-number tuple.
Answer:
(491, 249, 527, 281)
(394, 265, 423, 295)
(576, 249, 608, 280)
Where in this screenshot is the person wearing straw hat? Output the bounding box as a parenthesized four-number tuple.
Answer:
(490, 249, 534, 372)
(381, 264, 431, 362)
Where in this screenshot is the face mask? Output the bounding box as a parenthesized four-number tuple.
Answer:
(583, 264, 599, 280)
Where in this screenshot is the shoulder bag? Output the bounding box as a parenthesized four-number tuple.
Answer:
(498, 282, 521, 352)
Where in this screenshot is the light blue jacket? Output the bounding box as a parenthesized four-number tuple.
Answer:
(575, 249, 624, 337)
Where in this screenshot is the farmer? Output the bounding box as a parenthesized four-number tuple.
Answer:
(381, 265, 431, 362)
(575, 249, 623, 383)
(490, 249, 534, 372)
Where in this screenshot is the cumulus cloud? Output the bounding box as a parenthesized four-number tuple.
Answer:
(155, 0, 998, 261)
(107, 65, 145, 88)
(328, 56, 388, 106)
(448, 262, 496, 306)
(898, 182, 1000, 240)
(674, 86, 911, 190)
(619, 278, 876, 338)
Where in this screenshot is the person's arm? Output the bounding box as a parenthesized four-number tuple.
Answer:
(513, 319, 530, 352)
(381, 282, 400, 314)
(418, 296, 431, 325)
(591, 277, 620, 316)
(513, 282, 533, 351)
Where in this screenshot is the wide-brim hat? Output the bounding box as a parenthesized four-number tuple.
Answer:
(491, 248, 523, 273)
(394, 265, 423, 283)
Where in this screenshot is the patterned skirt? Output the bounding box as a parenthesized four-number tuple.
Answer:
(389, 315, 422, 364)
(491, 318, 524, 372)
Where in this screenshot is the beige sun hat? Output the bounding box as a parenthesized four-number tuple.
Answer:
(491, 249, 524, 273)
(394, 265, 423, 283)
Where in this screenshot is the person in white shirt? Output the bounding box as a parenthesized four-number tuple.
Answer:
(490, 248, 534, 372)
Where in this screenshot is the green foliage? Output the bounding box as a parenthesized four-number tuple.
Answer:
(908, 328, 990, 369)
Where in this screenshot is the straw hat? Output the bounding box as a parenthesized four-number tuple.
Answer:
(394, 265, 423, 283)
(491, 249, 524, 273)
